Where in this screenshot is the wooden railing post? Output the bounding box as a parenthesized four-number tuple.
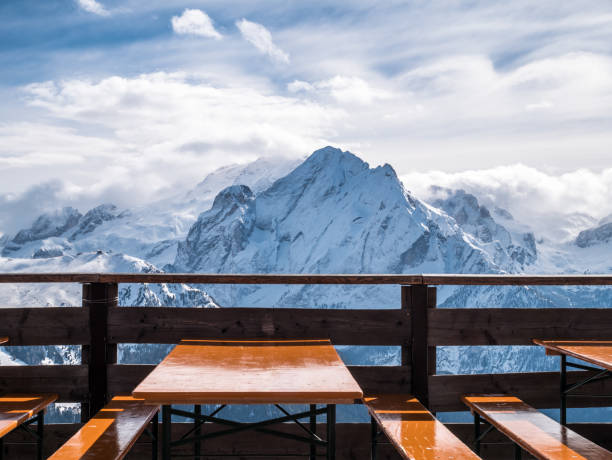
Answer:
(81, 282, 117, 421)
(402, 284, 436, 408)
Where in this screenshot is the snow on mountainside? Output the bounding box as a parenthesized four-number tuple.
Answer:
(432, 188, 537, 269)
(0, 251, 218, 308)
(173, 147, 546, 309)
(1, 156, 299, 268)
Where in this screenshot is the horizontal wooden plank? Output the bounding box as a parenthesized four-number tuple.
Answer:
(0, 365, 88, 402)
(1, 272, 612, 285)
(423, 274, 612, 285)
(2, 423, 405, 460)
(108, 307, 410, 346)
(447, 423, 612, 456)
(429, 371, 612, 412)
(108, 364, 411, 396)
(429, 308, 612, 345)
(5, 422, 610, 460)
(0, 307, 90, 345)
(0, 273, 422, 284)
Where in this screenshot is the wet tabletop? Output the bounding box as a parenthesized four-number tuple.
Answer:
(463, 395, 612, 460)
(533, 339, 612, 371)
(0, 394, 57, 437)
(49, 396, 158, 460)
(132, 339, 363, 404)
(365, 394, 481, 460)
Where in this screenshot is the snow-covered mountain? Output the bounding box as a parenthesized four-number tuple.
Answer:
(1, 146, 611, 422)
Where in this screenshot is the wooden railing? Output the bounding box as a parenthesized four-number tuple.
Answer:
(1, 273, 611, 458)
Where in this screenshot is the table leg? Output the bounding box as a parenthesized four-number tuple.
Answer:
(370, 416, 378, 460)
(560, 354, 567, 426)
(162, 405, 171, 460)
(326, 404, 336, 460)
(194, 404, 201, 460)
(310, 404, 317, 460)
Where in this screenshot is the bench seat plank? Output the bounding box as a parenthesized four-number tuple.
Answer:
(463, 395, 612, 460)
(49, 396, 159, 460)
(365, 394, 481, 460)
(0, 393, 57, 438)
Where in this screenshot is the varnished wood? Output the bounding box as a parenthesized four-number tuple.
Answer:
(429, 372, 612, 412)
(0, 366, 88, 402)
(462, 394, 612, 460)
(108, 307, 410, 346)
(0, 337, 7, 344)
(108, 364, 411, 396)
(132, 339, 363, 404)
(48, 396, 158, 460)
(533, 339, 612, 371)
(0, 273, 422, 284)
(422, 274, 612, 285)
(365, 394, 480, 459)
(4, 422, 612, 460)
(1, 272, 612, 285)
(429, 309, 612, 345)
(0, 307, 90, 345)
(0, 394, 57, 438)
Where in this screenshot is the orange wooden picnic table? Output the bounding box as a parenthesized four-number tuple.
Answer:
(133, 339, 363, 460)
(533, 339, 612, 425)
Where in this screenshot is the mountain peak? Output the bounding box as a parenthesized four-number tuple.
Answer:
(211, 185, 254, 210)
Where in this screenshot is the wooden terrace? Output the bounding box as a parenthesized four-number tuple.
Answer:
(0, 273, 611, 459)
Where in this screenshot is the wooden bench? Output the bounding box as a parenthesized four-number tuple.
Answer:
(0, 393, 57, 460)
(462, 394, 612, 459)
(49, 396, 159, 460)
(364, 394, 481, 459)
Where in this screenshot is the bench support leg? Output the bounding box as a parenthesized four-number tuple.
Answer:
(152, 413, 158, 460)
(310, 404, 317, 460)
(474, 413, 481, 455)
(560, 354, 567, 426)
(194, 405, 201, 460)
(370, 416, 378, 460)
(326, 404, 336, 460)
(515, 443, 522, 460)
(37, 411, 44, 460)
(162, 405, 171, 460)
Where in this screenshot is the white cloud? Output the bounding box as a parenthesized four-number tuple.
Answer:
(171, 9, 221, 40)
(2, 72, 343, 214)
(76, 0, 109, 16)
(236, 19, 289, 64)
(311, 75, 391, 105)
(288, 80, 314, 93)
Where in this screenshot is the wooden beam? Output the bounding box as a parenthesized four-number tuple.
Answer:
(0, 273, 423, 284)
(1, 272, 612, 285)
(428, 308, 612, 345)
(107, 364, 411, 396)
(404, 285, 436, 407)
(429, 371, 612, 412)
(0, 365, 88, 402)
(422, 274, 612, 285)
(0, 307, 89, 345)
(107, 307, 410, 346)
(82, 282, 117, 420)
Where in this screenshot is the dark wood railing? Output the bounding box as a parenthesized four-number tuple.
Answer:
(1, 274, 611, 459)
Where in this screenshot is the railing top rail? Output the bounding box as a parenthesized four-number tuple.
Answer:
(0, 273, 611, 285)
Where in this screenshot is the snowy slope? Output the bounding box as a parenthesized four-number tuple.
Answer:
(1, 156, 300, 268)
(173, 147, 547, 309)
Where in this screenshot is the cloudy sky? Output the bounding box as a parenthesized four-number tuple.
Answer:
(1, 0, 612, 233)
